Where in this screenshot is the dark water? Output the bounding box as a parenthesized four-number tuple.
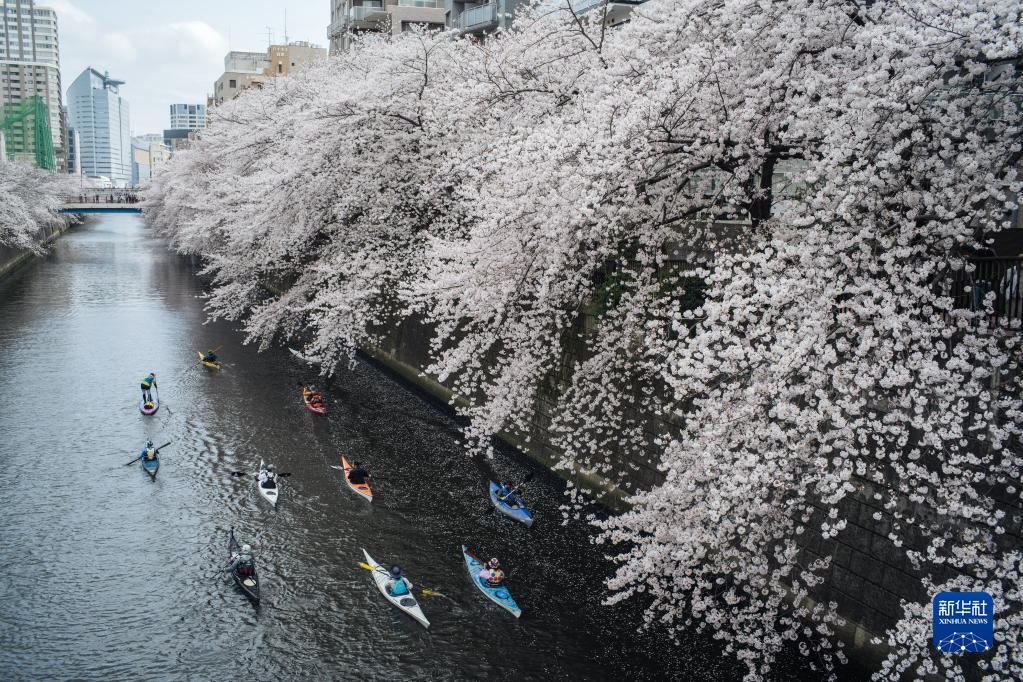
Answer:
(0, 215, 742, 681)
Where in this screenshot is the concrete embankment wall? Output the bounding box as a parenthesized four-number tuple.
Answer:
(0, 221, 71, 280)
(364, 310, 952, 666)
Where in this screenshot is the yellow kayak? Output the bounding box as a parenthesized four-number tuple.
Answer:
(197, 351, 221, 370)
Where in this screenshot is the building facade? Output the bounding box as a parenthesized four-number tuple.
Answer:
(0, 0, 65, 170)
(66, 67, 131, 186)
(212, 43, 326, 106)
(169, 103, 206, 130)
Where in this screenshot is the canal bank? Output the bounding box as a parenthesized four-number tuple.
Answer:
(0, 219, 74, 280)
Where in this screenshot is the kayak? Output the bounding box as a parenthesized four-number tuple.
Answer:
(462, 545, 521, 618)
(341, 455, 372, 502)
(303, 390, 326, 415)
(489, 481, 534, 527)
(289, 348, 319, 365)
(140, 447, 159, 479)
(257, 460, 279, 507)
(228, 528, 260, 603)
(139, 397, 159, 415)
(361, 549, 429, 629)
(196, 351, 221, 370)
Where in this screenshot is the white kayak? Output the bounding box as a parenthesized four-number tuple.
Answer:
(362, 549, 430, 629)
(257, 460, 279, 507)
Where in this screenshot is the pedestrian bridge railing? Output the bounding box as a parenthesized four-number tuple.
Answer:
(61, 191, 145, 213)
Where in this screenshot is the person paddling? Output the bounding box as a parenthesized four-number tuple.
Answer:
(202, 349, 218, 363)
(140, 372, 157, 403)
(141, 439, 157, 462)
(348, 461, 370, 485)
(387, 565, 410, 596)
(259, 464, 278, 489)
(226, 544, 255, 575)
(303, 386, 324, 408)
(478, 558, 505, 586)
(497, 480, 517, 502)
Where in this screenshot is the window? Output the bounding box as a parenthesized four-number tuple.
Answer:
(277, 63, 282, 74)
(229, 79, 237, 88)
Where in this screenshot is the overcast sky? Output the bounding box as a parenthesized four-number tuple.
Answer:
(50, 0, 330, 135)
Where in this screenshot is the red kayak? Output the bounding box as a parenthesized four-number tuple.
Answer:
(303, 389, 326, 415)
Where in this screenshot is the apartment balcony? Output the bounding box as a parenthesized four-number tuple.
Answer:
(566, 0, 645, 25)
(456, 3, 498, 32)
(349, 2, 388, 28)
(397, 0, 442, 6)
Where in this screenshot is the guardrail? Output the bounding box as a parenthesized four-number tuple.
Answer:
(349, 3, 386, 21)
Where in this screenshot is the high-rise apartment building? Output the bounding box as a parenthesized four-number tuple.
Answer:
(330, 0, 445, 52)
(169, 103, 206, 129)
(0, 0, 65, 170)
(66, 67, 131, 186)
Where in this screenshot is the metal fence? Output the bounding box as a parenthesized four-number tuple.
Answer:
(948, 257, 1023, 328)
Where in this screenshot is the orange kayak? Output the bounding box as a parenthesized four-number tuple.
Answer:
(341, 455, 372, 502)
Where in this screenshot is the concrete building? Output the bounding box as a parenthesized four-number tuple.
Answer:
(169, 103, 206, 130)
(568, 0, 645, 27)
(267, 41, 326, 77)
(212, 50, 268, 106)
(211, 43, 326, 106)
(66, 67, 131, 186)
(130, 135, 169, 186)
(0, 0, 65, 170)
(331, 0, 445, 51)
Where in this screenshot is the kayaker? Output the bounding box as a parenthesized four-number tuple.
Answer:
(203, 349, 218, 363)
(387, 565, 410, 596)
(348, 461, 370, 485)
(140, 372, 157, 403)
(142, 439, 156, 460)
(497, 480, 517, 501)
(259, 465, 278, 489)
(478, 558, 505, 586)
(226, 544, 255, 575)
(303, 386, 324, 408)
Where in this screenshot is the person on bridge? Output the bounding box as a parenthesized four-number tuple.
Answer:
(203, 349, 218, 363)
(479, 558, 506, 586)
(140, 372, 157, 403)
(259, 465, 278, 489)
(348, 461, 370, 485)
(387, 565, 410, 597)
(225, 544, 255, 575)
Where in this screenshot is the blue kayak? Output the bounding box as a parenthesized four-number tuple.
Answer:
(139, 447, 159, 479)
(489, 481, 534, 527)
(462, 545, 521, 618)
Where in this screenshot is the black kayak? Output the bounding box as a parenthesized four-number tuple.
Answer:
(228, 528, 259, 603)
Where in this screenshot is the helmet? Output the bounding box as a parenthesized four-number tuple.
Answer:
(267, 464, 275, 471)
(242, 544, 251, 553)
(487, 558, 500, 568)
(389, 565, 402, 577)
(146, 439, 154, 447)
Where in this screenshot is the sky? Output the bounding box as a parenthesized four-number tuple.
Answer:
(50, 0, 330, 135)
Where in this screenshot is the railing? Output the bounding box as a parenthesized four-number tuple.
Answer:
(568, 0, 605, 12)
(458, 3, 497, 29)
(349, 3, 386, 22)
(947, 257, 1023, 329)
(398, 0, 441, 6)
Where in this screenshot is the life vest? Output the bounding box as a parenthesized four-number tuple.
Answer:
(145, 448, 156, 460)
(141, 375, 154, 388)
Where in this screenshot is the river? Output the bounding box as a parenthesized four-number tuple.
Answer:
(0, 214, 841, 681)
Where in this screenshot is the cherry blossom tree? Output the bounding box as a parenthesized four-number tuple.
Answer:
(0, 160, 71, 252)
(146, 0, 1023, 678)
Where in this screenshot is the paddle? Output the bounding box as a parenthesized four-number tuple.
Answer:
(355, 563, 447, 598)
(498, 472, 535, 501)
(124, 441, 172, 465)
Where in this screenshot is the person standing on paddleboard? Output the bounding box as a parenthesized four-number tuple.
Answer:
(140, 372, 156, 403)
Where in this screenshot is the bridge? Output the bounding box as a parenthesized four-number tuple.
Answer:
(61, 189, 144, 213)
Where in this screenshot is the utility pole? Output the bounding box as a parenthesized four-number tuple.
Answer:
(284, 9, 289, 45)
